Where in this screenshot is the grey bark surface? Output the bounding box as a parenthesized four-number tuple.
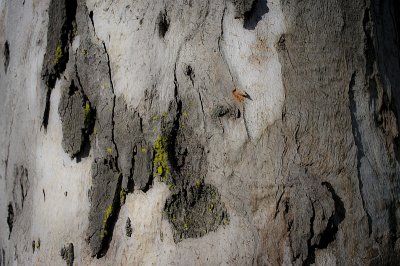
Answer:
(0, 0, 399, 265)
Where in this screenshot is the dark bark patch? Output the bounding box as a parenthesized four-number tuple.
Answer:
(58, 79, 95, 160)
(60, 243, 74, 266)
(7, 203, 14, 239)
(230, 0, 254, 19)
(3, 41, 9, 74)
(157, 11, 170, 39)
(87, 158, 122, 258)
(228, 0, 269, 29)
(243, 0, 269, 30)
(154, 92, 229, 242)
(41, 0, 77, 129)
(303, 182, 346, 265)
(12, 165, 29, 215)
(164, 184, 229, 242)
(125, 218, 132, 237)
(184, 65, 195, 86)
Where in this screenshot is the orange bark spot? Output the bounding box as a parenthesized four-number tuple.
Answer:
(232, 88, 247, 103)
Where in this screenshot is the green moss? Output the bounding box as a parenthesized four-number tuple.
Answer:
(54, 45, 63, 66)
(153, 136, 170, 182)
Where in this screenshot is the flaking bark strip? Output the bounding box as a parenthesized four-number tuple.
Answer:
(87, 158, 122, 258)
(58, 78, 95, 160)
(41, 0, 77, 129)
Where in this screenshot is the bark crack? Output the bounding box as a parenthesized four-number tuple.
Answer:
(102, 41, 120, 172)
(218, 1, 235, 88)
(4, 115, 13, 180)
(348, 71, 372, 236)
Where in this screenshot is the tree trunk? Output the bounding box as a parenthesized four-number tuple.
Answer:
(0, 0, 399, 265)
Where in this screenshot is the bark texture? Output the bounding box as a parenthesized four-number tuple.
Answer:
(0, 0, 399, 265)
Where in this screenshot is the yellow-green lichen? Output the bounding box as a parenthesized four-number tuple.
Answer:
(101, 204, 113, 239)
(141, 147, 147, 153)
(84, 101, 93, 128)
(157, 166, 163, 175)
(85, 102, 91, 115)
(153, 136, 170, 182)
(223, 218, 230, 226)
(82, 49, 88, 57)
(54, 45, 63, 66)
(72, 21, 78, 36)
(183, 223, 189, 231)
(106, 147, 113, 155)
(120, 189, 127, 206)
(208, 203, 214, 213)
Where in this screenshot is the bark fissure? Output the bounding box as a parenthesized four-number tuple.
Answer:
(7, 203, 13, 239)
(303, 200, 315, 266)
(4, 116, 13, 181)
(102, 41, 120, 172)
(348, 71, 373, 236)
(3, 41, 9, 73)
(218, 2, 235, 88)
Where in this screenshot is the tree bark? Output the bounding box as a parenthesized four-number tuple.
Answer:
(0, 0, 399, 265)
